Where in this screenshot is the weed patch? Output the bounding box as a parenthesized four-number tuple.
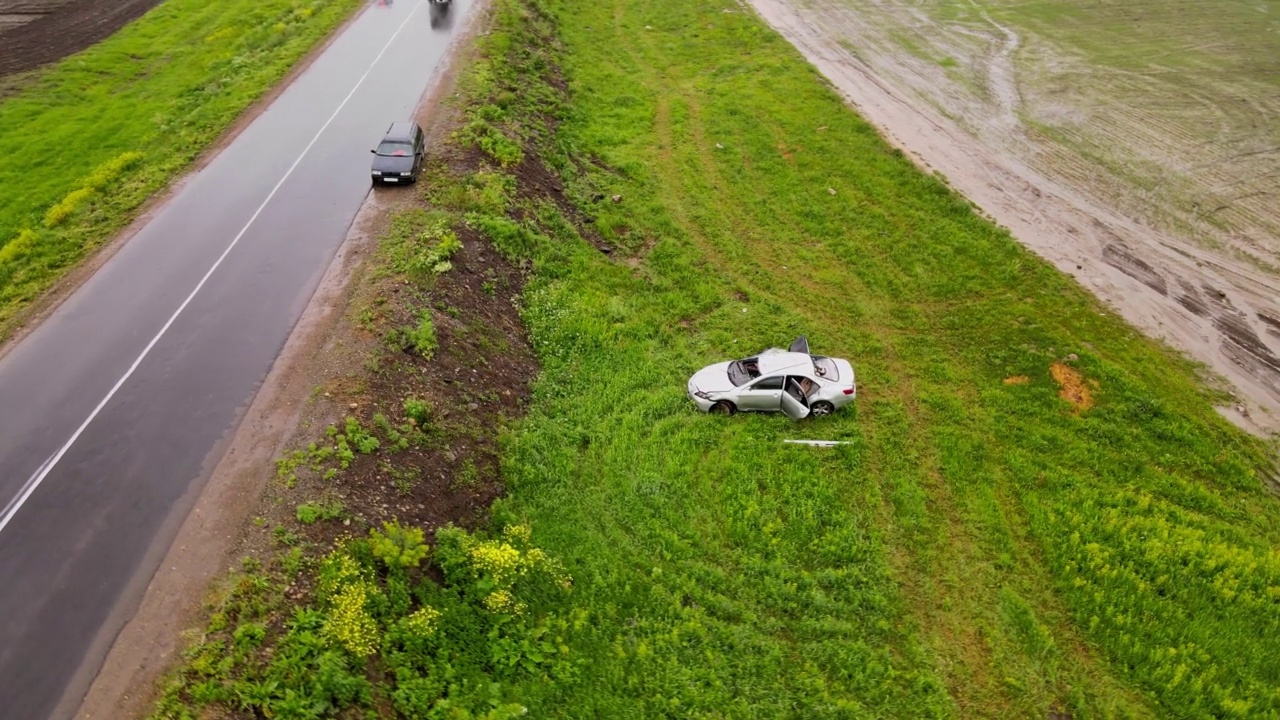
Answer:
(296, 498, 345, 525)
(151, 524, 575, 719)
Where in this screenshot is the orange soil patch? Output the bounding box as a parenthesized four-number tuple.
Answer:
(1003, 375, 1030, 385)
(1050, 362, 1094, 411)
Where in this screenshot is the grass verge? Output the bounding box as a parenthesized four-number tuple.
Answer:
(150, 0, 1280, 717)
(0, 0, 363, 340)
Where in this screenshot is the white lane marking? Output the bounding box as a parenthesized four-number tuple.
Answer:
(0, 1, 423, 536)
(0, 453, 56, 522)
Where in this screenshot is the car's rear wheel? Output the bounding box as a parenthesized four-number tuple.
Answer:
(711, 400, 737, 416)
(809, 401, 834, 418)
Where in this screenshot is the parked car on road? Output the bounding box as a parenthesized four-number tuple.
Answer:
(371, 121, 425, 185)
(687, 337, 856, 419)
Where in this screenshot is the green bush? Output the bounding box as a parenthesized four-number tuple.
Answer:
(403, 396, 433, 428)
(413, 227, 462, 277)
(368, 521, 430, 570)
(385, 311, 437, 359)
(343, 416, 380, 454)
(409, 310, 438, 358)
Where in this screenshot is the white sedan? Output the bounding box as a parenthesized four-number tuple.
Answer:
(687, 337, 856, 420)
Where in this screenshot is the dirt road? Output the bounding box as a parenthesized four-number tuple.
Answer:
(748, 0, 1280, 435)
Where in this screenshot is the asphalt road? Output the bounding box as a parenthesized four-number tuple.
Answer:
(0, 1, 470, 717)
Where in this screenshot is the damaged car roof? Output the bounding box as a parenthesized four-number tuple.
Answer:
(755, 351, 815, 376)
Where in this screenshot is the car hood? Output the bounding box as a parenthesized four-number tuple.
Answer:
(372, 155, 414, 173)
(688, 362, 736, 394)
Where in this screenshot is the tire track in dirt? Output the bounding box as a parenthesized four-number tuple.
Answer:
(963, 0, 1020, 135)
(747, 0, 1280, 434)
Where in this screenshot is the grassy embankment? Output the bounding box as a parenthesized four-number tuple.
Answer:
(0, 0, 363, 339)
(151, 0, 1280, 718)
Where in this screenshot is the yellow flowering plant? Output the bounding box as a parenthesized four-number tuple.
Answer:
(435, 523, 573, 618)
(312, 548, 383, 657)
(323, 581, 380, 657)
(402, 605, 442, 638)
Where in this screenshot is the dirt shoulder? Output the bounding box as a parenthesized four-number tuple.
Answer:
(71, 5, 494, 718)
(748, 0, 1280, 436)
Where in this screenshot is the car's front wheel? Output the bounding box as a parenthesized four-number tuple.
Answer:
(809, 401, 834, 418)
(711, 400, 737, 416)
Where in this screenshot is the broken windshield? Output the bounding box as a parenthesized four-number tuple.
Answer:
(727, 358, 761, 386)
(812, 356, 839, 381)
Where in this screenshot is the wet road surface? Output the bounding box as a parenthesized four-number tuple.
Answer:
(0, 1, 470, 717)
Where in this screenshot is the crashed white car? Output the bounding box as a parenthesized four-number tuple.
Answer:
(687, 337, 856, 419)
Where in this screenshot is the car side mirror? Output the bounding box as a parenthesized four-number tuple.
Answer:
(370, 149, 376, 154)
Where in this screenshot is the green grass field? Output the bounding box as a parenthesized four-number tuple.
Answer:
(0, 0, 362, 339)
(151, 0, 1280, 717)
(495, 0, 1280, 715)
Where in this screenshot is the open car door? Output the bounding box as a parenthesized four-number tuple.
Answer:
(789, 336, 810, 354)
(781, 378, 811, 420)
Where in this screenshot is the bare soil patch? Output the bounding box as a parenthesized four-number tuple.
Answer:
(1050, 361, 1093, 412)
(0, 0, 163, 77)
(747, 0, 1280, 435)
(305, 197, 536, 542)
